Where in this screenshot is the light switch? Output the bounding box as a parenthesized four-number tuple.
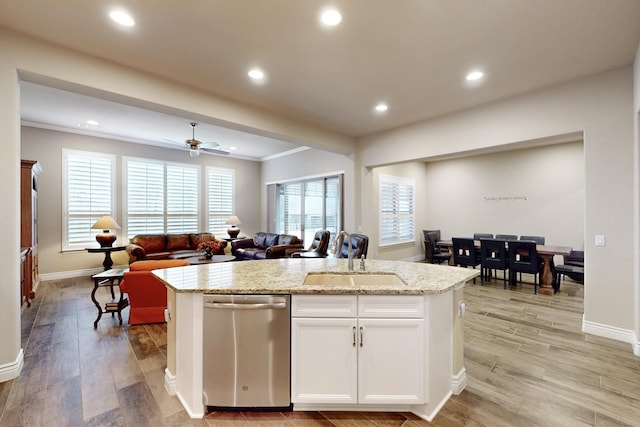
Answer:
(595, 235, 606, 246)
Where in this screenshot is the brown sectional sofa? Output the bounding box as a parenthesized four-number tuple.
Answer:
(231, 232, 304, 260)
(126, 232, 227, 263)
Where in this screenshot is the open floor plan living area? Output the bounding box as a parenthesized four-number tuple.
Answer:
(2, 2, 640, 426)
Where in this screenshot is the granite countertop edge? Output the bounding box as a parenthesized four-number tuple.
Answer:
(152, 258, 479, 295)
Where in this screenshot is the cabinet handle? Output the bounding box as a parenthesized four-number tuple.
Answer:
(352, 326, 356, 347)
(359, 326, 364, 347)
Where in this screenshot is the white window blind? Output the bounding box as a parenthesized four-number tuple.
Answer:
(62, 149, 115, 250)
(207, 167, 235, 235)
(124, 157, 199, 238)
(379, 174, 415, 246)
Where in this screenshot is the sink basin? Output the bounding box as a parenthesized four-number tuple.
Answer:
(303, 272, 406, 287)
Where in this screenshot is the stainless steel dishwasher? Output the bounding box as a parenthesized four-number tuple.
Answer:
(203, 294, 291, 410)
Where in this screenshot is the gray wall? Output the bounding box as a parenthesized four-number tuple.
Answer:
(21, 126, 261, 276)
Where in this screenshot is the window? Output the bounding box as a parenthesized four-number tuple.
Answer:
(379, 174, 415, 246)
(124, 157, 199, 238)
(62, 149, 116, 250)
(272, 175, 342, 245)
(207, 167, 235, 235)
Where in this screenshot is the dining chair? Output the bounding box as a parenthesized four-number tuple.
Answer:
(508, 240, 540, 293)
(473, 233, 493, 240)
(452, 237, 480, 283)
(519, 235, 545, 244)
(554, 250, 584, 289)
(423, 230, 450, 264)
(480, 239, 508, 285)
(495, 234, 517, 241)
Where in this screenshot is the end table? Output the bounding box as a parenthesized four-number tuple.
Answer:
(91, 267, 129, 328)
(86, 245, 127, 270)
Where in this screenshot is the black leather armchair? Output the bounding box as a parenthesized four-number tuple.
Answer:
(335, 233, 369, 259)
(289, 230, 330, 257)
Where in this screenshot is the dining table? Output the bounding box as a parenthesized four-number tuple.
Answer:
(436, 240, 572, 295)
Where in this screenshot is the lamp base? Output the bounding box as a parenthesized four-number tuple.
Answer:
(227, 227, 240, 239)
(96, 232, 116, 247)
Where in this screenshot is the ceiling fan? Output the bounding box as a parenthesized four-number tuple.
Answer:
(169, 122, 230, 157)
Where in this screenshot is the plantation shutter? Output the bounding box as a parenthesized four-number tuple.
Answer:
(63, 150, 115, 250)
(207, 167, 234, 235)
(379, 174, 415, 245)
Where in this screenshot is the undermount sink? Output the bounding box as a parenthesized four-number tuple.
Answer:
(303, 272, 406, 287)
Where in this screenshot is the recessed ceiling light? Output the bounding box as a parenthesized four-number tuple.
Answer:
(229, 146, 237, 151)
(466, 70, 484, 81)
(109, 10, 135, 27)
(86, 119, 100, 126)
(320, 9, 342, 27)
(374, 103, 388, 113)
(248, 68, 265, 80)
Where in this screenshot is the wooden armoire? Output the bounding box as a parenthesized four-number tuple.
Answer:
(21, 160, 42, 307)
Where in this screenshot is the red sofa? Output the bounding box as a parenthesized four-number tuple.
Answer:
(119, 259, 189, 325)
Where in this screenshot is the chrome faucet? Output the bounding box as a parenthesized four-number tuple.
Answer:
(336, 230, 354, 271)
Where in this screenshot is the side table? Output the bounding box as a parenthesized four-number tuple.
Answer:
(91, 267, 129, 328)
(86, 245, 127, 270)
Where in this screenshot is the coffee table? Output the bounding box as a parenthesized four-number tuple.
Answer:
(186, 254, 236, 265)
(91, 267, 129, 328)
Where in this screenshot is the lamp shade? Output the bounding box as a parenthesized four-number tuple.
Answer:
(91, 215, 121, 230)
(225, 215, 241, 226)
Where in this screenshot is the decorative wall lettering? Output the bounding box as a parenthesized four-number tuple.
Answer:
(483, 196, 527, 202)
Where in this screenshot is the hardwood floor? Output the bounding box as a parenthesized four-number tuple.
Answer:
(1, 274, 638, 426)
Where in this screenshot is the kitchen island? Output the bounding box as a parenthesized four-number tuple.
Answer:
(153, 258, 478, 421)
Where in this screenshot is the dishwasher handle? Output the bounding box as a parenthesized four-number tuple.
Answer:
(204, 298, 288, 310)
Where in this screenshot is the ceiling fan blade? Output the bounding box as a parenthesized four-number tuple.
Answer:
(200, 147, 230, 155)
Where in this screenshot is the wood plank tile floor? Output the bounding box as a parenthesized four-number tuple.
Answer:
(1, 274, 638, 426)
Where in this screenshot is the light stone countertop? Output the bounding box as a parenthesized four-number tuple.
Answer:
(152, 258, 480, 295)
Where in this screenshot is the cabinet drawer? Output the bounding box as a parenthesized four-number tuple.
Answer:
(292, 295, 357, 317)
(358, 295, 424, 318)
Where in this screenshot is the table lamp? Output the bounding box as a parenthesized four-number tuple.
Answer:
(92, 215, 121, 247)
(226, 215, 242, 238)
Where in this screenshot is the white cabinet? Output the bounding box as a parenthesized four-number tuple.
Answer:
(291, 295, 425, 405)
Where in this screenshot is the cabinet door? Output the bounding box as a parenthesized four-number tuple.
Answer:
(291, 318, 357, 404)
(358, 318, 425, 404)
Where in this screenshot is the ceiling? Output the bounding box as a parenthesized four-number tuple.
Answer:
(4, 1, 640, 160)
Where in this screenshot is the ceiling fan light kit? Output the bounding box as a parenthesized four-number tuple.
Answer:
(181, 122, 229, 158)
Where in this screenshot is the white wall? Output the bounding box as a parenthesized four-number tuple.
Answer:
(0, 61, 22, 380)
(422, 141, 584, 249)
(365, 142, 584, 262)
(20, 126, 262, 275)
(633, 42, 640, 354)
(358, 67, 635, 341)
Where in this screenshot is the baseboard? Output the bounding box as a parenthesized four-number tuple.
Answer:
(582, 317, 636, 346)
(164, 368, 177, 396)
(0, 348, 24, 383)
(451, 367, 467, 394)
(39, 265, 128, 281)
(176, 391, 205, 419)
(410, 390, 453, 422)
(633, 337, 640, 357)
